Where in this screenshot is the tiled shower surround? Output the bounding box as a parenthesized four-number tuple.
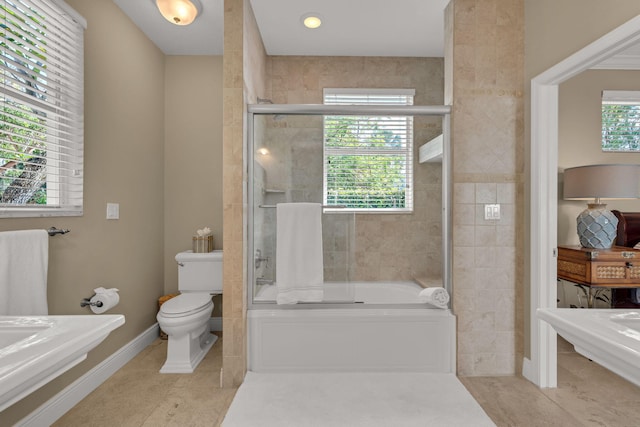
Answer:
(261, 56, 446, 286)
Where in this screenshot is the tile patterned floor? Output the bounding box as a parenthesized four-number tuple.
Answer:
(53, 333, 236, 427)
(461, 338, 640, 427)
(54, 335, 640, 427)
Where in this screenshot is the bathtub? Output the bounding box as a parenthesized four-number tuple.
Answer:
(253, 280, 444, 304)
(538, 308, 640, 387)
(0, 314, 125, 411)
(249, 281, 456, 373)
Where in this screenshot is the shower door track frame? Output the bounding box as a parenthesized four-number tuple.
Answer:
(246, 103, 452, 311)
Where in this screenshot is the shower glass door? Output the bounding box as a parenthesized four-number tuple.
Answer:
(250, 113, 356, 304)
(248, 105, 449, 306)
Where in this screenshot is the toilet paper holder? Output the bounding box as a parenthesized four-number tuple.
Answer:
(80, 297, 103, 308)
(80, 287, 120, 314)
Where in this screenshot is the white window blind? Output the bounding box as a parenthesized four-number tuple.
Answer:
(602, 90, 640, 152)
(323, 88, 414, 212)
(0, 0, 85, 217)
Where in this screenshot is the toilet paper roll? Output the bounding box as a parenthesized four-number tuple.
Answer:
(90, 287, 120, 314)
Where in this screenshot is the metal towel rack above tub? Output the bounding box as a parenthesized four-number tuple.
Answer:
(47, 227, 70, 236)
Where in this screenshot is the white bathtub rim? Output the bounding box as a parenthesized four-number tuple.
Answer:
(248, 307, 453, 316)
(252, 280, 449, 308)
(249, 302, 448, 310)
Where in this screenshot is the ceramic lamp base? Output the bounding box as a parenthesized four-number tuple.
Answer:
(576, 203, 618, 249)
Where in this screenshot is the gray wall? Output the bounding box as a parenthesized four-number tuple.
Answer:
(558, 70, 640, 246)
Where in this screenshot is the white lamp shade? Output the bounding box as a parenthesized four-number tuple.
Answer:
(156, 0, 201, 26)
(563, 164, 640, 200)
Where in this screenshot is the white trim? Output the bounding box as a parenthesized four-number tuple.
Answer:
(442, 114, 453, 301)
(16, 324, 159, 427)
(534, 15, 640, 86)
(592, 54, 640, 70)
(323, 88, 416, 97)
(521, 356, 534, 383)
(528, 82, 558, 388)
(0, 208, 83, 219)
(210, 317, 223, 331)
(602, 90, 640, 103)
(528, 15, 640, 388)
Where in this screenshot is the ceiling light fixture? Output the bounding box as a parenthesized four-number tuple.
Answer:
(302, 13, 322, 29)
(156, 0, 201, 26)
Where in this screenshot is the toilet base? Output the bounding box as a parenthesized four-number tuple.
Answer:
(160, 328, 218, 374)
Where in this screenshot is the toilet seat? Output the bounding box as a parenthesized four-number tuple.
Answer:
(160, 293, 212, 318)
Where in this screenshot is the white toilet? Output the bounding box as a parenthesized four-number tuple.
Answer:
(157, 250, 223, 373)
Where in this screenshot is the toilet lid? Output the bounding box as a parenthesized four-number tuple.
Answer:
(160, 293, 212, 316)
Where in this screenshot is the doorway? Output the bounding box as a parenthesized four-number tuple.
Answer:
(526, 15, 640, 387)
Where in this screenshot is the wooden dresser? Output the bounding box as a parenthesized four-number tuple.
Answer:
(557, 245, 640, 288)
(557, 245, 640, 308)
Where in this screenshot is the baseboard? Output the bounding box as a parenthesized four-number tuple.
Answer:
(16, 323, 160, 427)
(210, 316, 222, 332)
(521, 356, 534, 384)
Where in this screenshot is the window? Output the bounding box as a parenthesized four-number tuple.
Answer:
(323, 88, 414, 212)
(0, 0, 85, 217)
(602, 90, 640, 152)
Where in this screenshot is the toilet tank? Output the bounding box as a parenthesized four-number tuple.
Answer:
(175, 250, 223, 292)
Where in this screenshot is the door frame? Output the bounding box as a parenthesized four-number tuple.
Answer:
(525, 15, 640, 387)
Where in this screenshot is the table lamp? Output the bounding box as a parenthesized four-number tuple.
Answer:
(563, 164, 640, 248)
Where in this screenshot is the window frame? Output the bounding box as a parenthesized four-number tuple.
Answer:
(0, 0, 86, 218)
(322, 88, 415, 214)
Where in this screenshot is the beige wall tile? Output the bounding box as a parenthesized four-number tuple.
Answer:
(448, 0, 523, 376)
(259, 56, 444, 283)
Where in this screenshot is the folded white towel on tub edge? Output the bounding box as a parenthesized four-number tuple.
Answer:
(418, 287, 450, 309)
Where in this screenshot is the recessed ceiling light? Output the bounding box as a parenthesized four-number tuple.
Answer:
(302, 13, 322, 29)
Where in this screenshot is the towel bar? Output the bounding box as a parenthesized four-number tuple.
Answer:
(47, 227, 70, 236)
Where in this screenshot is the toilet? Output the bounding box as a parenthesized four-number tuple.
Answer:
(157, 250, 223, 373)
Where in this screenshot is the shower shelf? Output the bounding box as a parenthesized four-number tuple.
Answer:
(419, 134, 443, 163)
(263, 188, 285, 194)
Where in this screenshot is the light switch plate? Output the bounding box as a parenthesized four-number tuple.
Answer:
(484, 204, 500, 220)
(106, 203, 119, 220)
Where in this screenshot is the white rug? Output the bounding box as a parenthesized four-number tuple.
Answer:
(222, 372, 496, 427)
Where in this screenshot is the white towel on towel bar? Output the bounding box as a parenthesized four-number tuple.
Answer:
(418, 287, 450, 309)
(0, 229, 49, 315)
(276, 203, 324, 304)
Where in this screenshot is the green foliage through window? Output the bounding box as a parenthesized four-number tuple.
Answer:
(602, 104, 640, 151)
(325, 117, 409, 209)
(0, 0, 85, 215)
(602, 91, 640, 152)
(323, 89, 414, 212)
(0, 1, 49, 204)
